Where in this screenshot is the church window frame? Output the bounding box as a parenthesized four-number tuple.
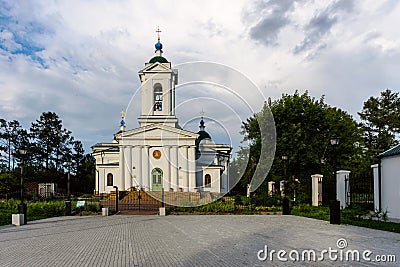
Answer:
(152, 168, 163, 185)
(204, 174, 211, 188)
(153, 83, 163, 111)
(107, 173, 113, 186)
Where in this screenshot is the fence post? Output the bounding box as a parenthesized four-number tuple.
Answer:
(311, 174, 323, 206)
(268, 181, 275, 196)
(159, 188, 166, 216)
(336, 170, 351, 209)
(371, 164, 380, 211)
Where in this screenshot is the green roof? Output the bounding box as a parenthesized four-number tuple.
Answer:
(379, 144, 400, 158)
(149, 56, 168, 63)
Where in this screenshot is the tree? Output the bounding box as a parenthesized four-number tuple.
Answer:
(29, 112, 79, 185)
(234, 91, 363, 203)
(30, 112, 71, 169)
(0, 119, 29, 172)
(358, 89, 400, 157)
(0, 173, 18, 198)
(74, 154, 95, 194)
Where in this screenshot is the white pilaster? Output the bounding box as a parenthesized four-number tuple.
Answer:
(135, 146, 142, 188)
(142, 146, 150, 191)
(119, 146, 125, 190)
(188, 146, 196, 191)
(125, 146, 132, 190)
(171, 146, 178, 191)
(182, 146, 189, 191)
(165, 146, 171, 190)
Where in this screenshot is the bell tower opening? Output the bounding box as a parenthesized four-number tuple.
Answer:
(153, 83, 163, 111)
(137, 27, 179, 128)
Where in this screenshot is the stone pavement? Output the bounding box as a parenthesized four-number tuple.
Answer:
(0, 215, 399, 266)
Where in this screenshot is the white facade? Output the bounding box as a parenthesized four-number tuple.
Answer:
(372, 145, 400, 220)
(92, 36, 231, 194)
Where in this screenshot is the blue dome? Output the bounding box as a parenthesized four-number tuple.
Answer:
(155, 42, 163, 50)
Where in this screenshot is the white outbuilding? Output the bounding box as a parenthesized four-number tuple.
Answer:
(372, 144, 400, 220)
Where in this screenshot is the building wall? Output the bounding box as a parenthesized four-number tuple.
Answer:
(117, 144, 197, 192)
(96, 166, 120, 194)
(381, 155, 400, 219)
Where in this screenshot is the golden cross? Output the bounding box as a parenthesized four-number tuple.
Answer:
(156, 27, 161, 41)
(200, 109, 204, 117)
(120, 110, 126, 119)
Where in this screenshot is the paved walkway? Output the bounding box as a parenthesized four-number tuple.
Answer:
(0, 215, 399, 266)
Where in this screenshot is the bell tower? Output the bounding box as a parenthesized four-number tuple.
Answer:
(137, 27, 178, 128)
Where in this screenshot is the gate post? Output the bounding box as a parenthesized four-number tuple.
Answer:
(337, 170, 351, 209)
(159, 188, 166, 216)
(311, 174, 323, 206)
(268, 181, 275, 196)
(371, 164, 380, 212)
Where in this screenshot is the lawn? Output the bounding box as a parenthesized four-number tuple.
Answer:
(291, 204, 400, 234)
(0, 198, 102, 226)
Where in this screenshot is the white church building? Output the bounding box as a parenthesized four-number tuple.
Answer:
(92, 30, 231, 194)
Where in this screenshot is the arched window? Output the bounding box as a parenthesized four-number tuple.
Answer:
(107, 173, 113, 186)
(153, 83, 163, 111)
(205, 174, 211, 188)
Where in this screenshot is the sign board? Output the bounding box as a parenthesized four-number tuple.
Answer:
(76, 201, 85, 208)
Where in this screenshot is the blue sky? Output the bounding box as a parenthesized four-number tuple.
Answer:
(1, 0, 400, 154)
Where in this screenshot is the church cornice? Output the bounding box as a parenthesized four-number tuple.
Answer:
(114, 123, 199, 140)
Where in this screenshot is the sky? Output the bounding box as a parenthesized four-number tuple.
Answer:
(1, 0, 400, 154)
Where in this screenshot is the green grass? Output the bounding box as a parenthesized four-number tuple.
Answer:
(167, 198, 282, 214)
(291, 204, 330, 221)
(291, 204, 400, 234)
(0, 198, 103, 226)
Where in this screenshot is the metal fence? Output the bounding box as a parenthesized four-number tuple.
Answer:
(101, 190, 225, 213)
(350, 173, 374, 210)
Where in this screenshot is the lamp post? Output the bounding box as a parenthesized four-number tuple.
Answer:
(282, 155, 288, 194)
(18, 148, 27, 225)
(281, 155, 290, 215)
(67, 161, 72, 198)
(329, 134, 340, 224)
(113, 185, 119, 213)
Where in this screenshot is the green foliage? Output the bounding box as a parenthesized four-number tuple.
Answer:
(0, 199, 68, 226)
(358, 89, 400, 158)
(84, 203, 102, 212)
(291, 204, 331, 221)
(0, 119, 29, 172)
(234, 91, 363, 203)
(250, 191, 280, 207)
(0, 111, 95, 195)
(0, 172, 18, 194)
(169, 200, 236, 213)
(292, 204, 400, 233)
(234, 195, 249, 206)
(28, 200, 67, 219)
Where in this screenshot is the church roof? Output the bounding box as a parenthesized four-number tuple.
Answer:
(149, 56, 169, 63)
(379, 144, 400, 158)
(114, 123, 199, 140)
(197, 130, 211, 141)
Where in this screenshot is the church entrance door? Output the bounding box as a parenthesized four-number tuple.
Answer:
(152, 168, 163, 191)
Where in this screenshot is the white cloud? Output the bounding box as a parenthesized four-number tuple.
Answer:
(0, 0, 400, 153)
